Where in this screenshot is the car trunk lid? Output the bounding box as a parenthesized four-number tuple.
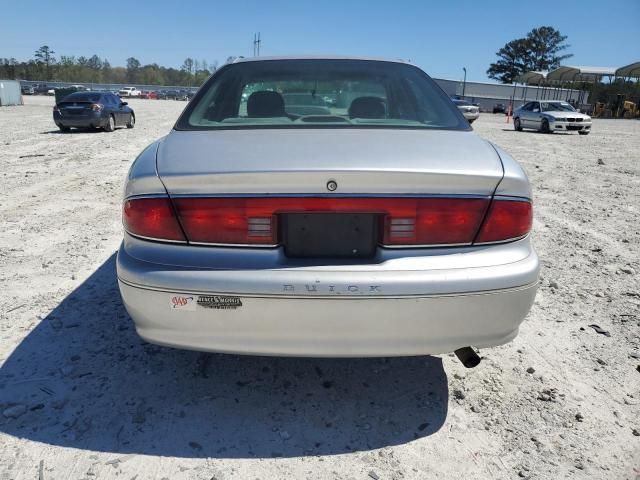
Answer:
(57, 101, 94, 115)
(156, 129, 503, 196)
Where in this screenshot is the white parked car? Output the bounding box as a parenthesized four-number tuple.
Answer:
(451, 99, 480, 124)
(119, 87, 141, 97)
(514, 101, 592, 134)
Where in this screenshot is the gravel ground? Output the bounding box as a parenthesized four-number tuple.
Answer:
(0, 96, 638, 479)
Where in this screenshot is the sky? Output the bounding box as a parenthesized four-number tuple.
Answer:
(2, 0, 639, 82)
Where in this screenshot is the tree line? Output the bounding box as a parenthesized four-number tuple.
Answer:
(486, 26, 640, 106)
(487, 26, 572, 84)
(0, 46, 219, 86)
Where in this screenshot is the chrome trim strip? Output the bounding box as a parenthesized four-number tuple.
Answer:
(124, 230, 188, 244)
(473, 233, 530, 246)
(188, 240, 279, 248)
(118, 276, 539, 300)
(492, 195, 532, 202)
(124, 193, 171, 200)
(185, 240, 474, 249)
(166, 193, 493, 199)
(382, 241, 472, 249)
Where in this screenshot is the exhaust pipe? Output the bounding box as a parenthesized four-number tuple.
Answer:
(454, 347, 481, 368)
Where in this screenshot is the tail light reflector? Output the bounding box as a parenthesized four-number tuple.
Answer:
(475, 199, 532, 243)
(123, 197, 185, 242)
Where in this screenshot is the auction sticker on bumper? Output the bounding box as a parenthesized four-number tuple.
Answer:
(197, 295, 243, 309)
(170, 295, 196, 311)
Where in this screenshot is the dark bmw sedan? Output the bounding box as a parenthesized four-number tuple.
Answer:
(53, 92, 135, 132)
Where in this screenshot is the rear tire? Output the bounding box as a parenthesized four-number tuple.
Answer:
(126, 114, 135, 129)
(540, 118, 551, 134)
(514, 118, 522, 131)
(104, 115, 115, 132)
(58, 125, 70, 133)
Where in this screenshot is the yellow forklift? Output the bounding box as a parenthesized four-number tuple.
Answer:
(622, 99, 639, 118)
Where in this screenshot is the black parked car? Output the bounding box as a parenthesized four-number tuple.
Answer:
(493, 103, 506, 114)
(33, 84, 51, 95)
(53, 92, 135, 132)
(163, 89, 181, 100)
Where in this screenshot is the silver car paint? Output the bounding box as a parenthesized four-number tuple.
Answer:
(118, 280, 537, 357)
(156, 129, 504, 196)
(117, 56, 539, 357)
(124, 140, 165, 198)
(490, 144, 532, 198)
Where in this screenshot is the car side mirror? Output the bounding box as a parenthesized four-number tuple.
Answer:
(121, 101, 128, 106)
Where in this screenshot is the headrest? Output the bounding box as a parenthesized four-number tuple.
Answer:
(348, 96, 386, 119)
(247, 91, 286, 117)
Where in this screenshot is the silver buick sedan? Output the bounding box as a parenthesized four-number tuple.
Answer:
(117, 56, 539, 365)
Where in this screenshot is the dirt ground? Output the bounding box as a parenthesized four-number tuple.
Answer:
(0, 96, 638, 480)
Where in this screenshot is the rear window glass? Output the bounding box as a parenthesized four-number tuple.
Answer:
(176, 59, 468, 131)
(62, 93, 102, 103)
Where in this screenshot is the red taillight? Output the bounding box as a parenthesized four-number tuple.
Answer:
(173, 198, 279, 245)
(123, 197, 185, 242)
(124, 196, 532, 246)
(383, 198, 489, 245)
(171, 197, 491, 246)
(475, 199, 532, 243)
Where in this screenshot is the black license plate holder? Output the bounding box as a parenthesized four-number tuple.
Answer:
(281, 213, 378, 258)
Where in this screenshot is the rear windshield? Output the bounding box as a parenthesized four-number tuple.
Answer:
(176, 59, 468, 130)
(62, 93, 102, 103)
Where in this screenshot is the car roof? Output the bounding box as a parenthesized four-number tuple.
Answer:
(232, 55, 410, 65)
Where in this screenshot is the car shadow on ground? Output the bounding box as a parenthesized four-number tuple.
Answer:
(0, 255, 449, 459)
(501, 128, 575, 135)
(40, 129, 105, 134)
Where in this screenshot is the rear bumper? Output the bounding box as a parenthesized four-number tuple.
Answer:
(54, 112, 105, 128)
(116, 235, 539, 357)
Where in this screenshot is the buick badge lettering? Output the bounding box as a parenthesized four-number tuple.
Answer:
(282, 284, 382, 294)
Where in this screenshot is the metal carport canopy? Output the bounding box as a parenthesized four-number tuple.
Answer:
(547, 66, 616, 82)
(515, 71, 547, 85)
(615, 62, 640, 78)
